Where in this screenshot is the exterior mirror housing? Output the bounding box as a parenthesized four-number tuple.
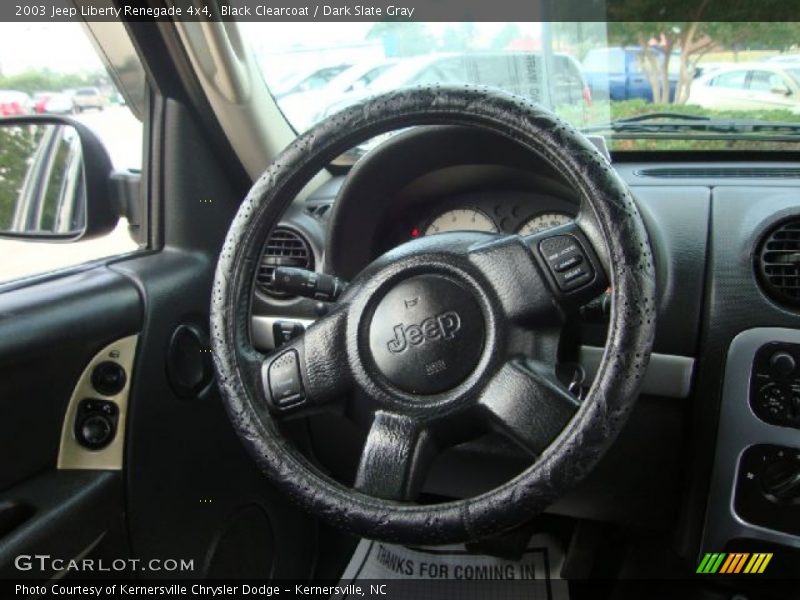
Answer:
(0, 115, 118, 242)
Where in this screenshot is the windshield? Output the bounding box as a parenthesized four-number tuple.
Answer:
(240, 22, 800, 152)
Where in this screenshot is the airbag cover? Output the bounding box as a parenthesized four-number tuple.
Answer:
(368, 274, 484, 395)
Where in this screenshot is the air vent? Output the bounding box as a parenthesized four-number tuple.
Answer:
(758, 219, 800, 306)
(256, 227, 314, 297)
(638, 167, 800, 179)
(304, 203, 331, 219)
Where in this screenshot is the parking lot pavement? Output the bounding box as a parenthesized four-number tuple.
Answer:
(74, 105, 143, 171)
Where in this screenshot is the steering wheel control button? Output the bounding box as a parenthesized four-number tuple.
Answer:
(368, 275, 484, 395)
(539, 235, 594, 291)
(91, 361, 127, 396)
(553, 253, 583, 273)
(74, 398, 119, 450)
(273, 320, 305, 347)
(267, 350, 305, 408)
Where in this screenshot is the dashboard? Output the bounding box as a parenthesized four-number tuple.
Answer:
(248, 123, 800, 564)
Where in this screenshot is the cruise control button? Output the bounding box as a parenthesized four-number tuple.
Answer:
(540, 235, 582, 263)
(562, 266, 589, 283)
(539, 235, 594, 291)
(554, 254, 583, 273)
(266, 350, 304, 407)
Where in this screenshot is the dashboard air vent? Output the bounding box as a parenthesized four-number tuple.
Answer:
(638, 167, 800, 179)
(304, 203, 331, 219)
(758, 219, 800, 307)
(256, 227, 314, 297)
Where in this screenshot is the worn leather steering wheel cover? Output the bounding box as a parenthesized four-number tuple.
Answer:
(211, 86, 656, 544)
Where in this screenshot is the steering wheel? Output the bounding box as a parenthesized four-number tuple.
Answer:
(211, 86, 656, 545)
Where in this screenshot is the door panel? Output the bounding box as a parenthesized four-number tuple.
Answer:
(0, 267, 142, 575)
(112, 101, 317, 579)
(0, 268, 142, 492)
(0, 52, 317, 585)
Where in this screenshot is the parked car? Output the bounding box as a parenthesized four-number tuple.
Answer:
(763, 53, 800, 65)
(33, 92, 55, 113)
(41, 92, 76, 115)
(582, 46, 681, 102)
(72, 87, 106, 112)
(693, 62, 727, 79)
(279, 59, 398, 131)
(0, 90, 31, 116)
(687, 63, 800, 114)
(270, 62, 353, 100)
(320, 52, 590, 120)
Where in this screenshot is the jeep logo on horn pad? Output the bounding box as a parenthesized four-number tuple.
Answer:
(368, 274, 485, 395)
(387, 311, 461, 353)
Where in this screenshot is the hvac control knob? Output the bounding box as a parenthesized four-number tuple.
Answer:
(761, 460, 800, 505)
(770, 352, 796, 378)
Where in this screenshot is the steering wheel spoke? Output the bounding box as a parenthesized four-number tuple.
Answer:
(354, 412, 436, 502)
(468, 222, 607, 327)
(478, 359, 580, 457)
(467, 235, 557, 323)
(258, 309, 351, 418)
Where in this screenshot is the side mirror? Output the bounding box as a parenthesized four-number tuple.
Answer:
(771, 87, 792, 97)
(0, 115, 117, 242)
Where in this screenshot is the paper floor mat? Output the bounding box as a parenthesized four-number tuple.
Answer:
(336, 533, 569, 600)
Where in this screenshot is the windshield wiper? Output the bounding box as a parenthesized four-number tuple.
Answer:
(583, 113, 800, 142)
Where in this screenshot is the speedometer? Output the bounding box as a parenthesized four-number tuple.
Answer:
(517, 212, 572, 235)
(424, 209, 497, 236)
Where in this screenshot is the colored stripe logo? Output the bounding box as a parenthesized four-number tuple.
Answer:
(697, 553, 772, 574)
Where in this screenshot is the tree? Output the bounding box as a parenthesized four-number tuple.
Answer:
(366, 23, 436, 58)
(608, 1, 800, 104)
(490, 24, 521, 51)
(0, 69, 108, 95)
(0, 126, 40, 230)
(439, 23, 481, 52)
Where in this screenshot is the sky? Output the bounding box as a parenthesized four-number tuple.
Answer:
(0, 22, 103, 76)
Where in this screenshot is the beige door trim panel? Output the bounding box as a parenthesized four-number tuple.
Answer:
(58, 335, 138, 470)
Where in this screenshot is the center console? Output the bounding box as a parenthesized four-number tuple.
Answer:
(703, 328, 800, 553)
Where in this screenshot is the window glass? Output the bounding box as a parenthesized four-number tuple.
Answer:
(749, 71, 787, 93)
(0, 23, 145, 285)
(583, 48, 624, 73)
(240, 22, 800, 152)
(712, 70, 748, 89)
(357, 66, 392, 88)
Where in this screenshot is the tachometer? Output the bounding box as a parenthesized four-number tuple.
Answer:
(424, 209, 497, 236)
(517, 212, 572, 235)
